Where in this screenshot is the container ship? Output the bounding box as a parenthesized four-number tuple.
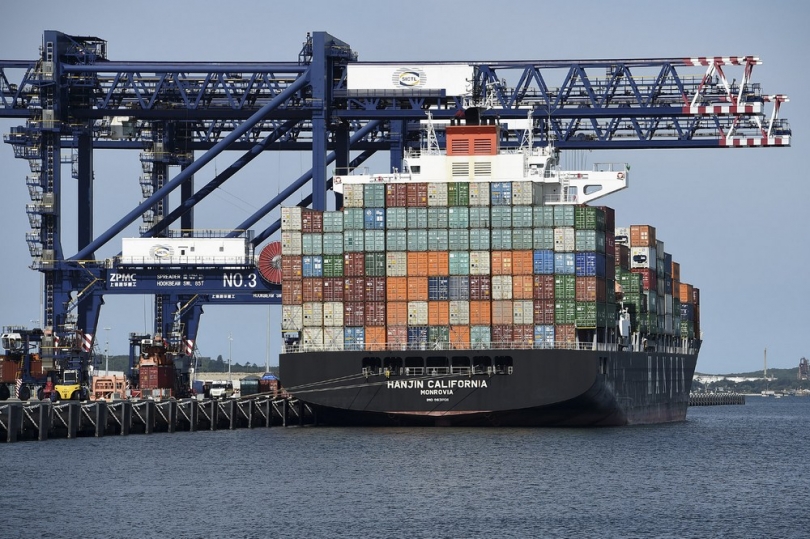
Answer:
(273, 112, 701, 426)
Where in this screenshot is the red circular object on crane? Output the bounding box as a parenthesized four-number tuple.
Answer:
(257, 241, 283, 284)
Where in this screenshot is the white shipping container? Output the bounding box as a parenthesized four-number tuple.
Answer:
(303, 302, 323, 327)
(664, 293, 674, 316)
(511, 181, 534, 205)
(323, 301, 345, 327)
(631, 247, 657, 270)
(449, 300, 470, 325)
(120, 237, 249, 265)
(468, 183, 490, 206)
(427, 182, 448, 206)
(469, 251, 491, 275)
(407, 301, 429, 326)
(281, 207, 302, 231)
(323, 327, 345, 350)
(513, 300, 533, 325)
(614, 227, 630, 245)
(281, 231, 302, 255)
(492, 275, 513, 300)
(553, 227, 575, 252)
(282, 305, 303, 331)
(343, 184, 365, 207)
(302, 327, 324, 349)
(386, 252, 407, 277)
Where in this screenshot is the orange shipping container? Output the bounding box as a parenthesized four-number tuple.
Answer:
(428, 301, 450, 326)
(387, 326, 408, 348)
(491, 251, 513, 275)
(428, 251, 449, 276)
(407, 277, 428, 301)
(364, 326, 387, 351)
(512, 250, 534, 275)
(387, 277, 408, 302)
(671, 261, 681, 281)
(449, 326, 470, 349)
(469, 301, 492, 325)
(679, 283, 694, 303)
(387, 302, 409, 326)
(407, 252, 429, 277)
(630, 224, 656, 247)
(512, 275, 534, 299)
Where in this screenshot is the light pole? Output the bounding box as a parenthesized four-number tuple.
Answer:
(104, 327, 111, 374)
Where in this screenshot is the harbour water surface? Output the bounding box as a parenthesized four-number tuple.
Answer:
(1, 397, 808, 538)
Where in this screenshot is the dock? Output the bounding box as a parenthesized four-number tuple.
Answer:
(0, 394, 316, 443)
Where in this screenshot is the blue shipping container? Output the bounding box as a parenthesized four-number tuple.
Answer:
(575, 252, 606, 277)
(533, 250, 555, 275)
(407, 326, 429, 344)
(302, 255, 323, 277)
(364, 208, 385, 230)
(428, 276, 450, 300)
(554, 252, 576, 275)
(344, 327, 366, 351)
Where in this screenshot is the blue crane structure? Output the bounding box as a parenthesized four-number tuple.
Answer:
(0, 30, 791, 368)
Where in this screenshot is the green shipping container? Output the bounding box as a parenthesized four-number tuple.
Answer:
(574, 206, 606, 230)
(554, 274, 576, 299)
(323, 255, 344, 277)
(364, 230, 385, 252)
(427, 207, 449, 229)
(407, 208, 428, 229)
(447, 182, 470, 206)
(533, 206, 555, 228)
(448, 229, 470, 251)
(322, 233, 344, 255)
(343, 230, 364, 252)
(427, 229, 449, 251)
(512, 206, 533, 228)
(491, 206, 512, 228)
(469, 228, 490, 251)
(365, 252, 386, 277)
(449, 251, 470, 276)
(428, 326, 450, 344)
(323, 211, 344, 233)
(575, 302, 608, 328)
(386, 230, 407, 251)
(364, 184, 385, 208)
(575, 230, 606, 253)
(554, 299, 576, 325)
(407, 229, 428, 251)
(386, 208, 407, 230)
(470, 325, 491, 346)
(469, 206, 491, 228)
(343, 208, 365, 230)
(533, 228, 555, 250)
(447, 207, 469, 229)
(491, 228, 512, 250)
(553, 205, 575, 227)
(302, 233, 323, 255)
(512, 228, 534, 250)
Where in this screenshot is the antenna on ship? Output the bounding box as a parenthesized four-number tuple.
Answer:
(519, 109, 534, 152)
(424, 111, 441, 155)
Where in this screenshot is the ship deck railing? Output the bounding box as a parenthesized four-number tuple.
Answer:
(282, 339, 700, 355)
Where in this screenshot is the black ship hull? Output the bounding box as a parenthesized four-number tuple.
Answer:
(279, 347, 699, 427)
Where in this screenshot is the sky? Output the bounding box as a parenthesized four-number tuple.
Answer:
(0, 0, 807, 375)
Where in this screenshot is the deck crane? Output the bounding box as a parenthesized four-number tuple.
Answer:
(0, 32, 791, 400)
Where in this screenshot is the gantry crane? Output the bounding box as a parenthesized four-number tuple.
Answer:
(0, 31, 791, 389)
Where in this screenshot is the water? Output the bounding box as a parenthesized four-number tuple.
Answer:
(2, 397, 809, 538)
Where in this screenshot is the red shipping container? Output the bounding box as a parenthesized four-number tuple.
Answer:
(387, 277, 408, 302)
(407, 277, 428, 301)
(1, 359, 19, 382)
(140, 365, 175, 390)
(344, 277, 366, 302)
(512, 325, 534, 345)
(387, 326, 408, 348)
(492, 324, 513, 345)
(322, 277, 344, 302)
(533, 275, 555, 300)
(281, 256, 303, 280)
(512, 275, 534, 300)
(365, 302, 386, 326)
(282, 280, 303, 305)
(469, 300, 492, 325)
(428, 252, 449, 276)
(428, 301, 450, 326)
(302, 278, 324, 302)
(616, 244, 631, 270)
(597, 206, 616, 232)
(491, 251, 512, 275)
(406, 183, 428, 207)
(555, 324, 576, 345)
(533, 300, 555, 325)
(631, 268, 657, 291)
(387, 302, 409, 326)
(575, 276, 606, 302)
(344, 252, 365, 277)
(606, 256, 616, 281)
(512, 251, 534, 275)
(301, 209, 324, 233)
(605, 234, 616, 258)
(386, 184, 408, 207)
(407, 252, 429, 277)
(365, 277, 386, 302)
(692, 287, 700, 306)
(469, 276, 491, 300)
(344, 302, 366, 326)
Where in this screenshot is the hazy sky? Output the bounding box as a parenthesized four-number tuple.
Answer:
(1, 0, 807, 374)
